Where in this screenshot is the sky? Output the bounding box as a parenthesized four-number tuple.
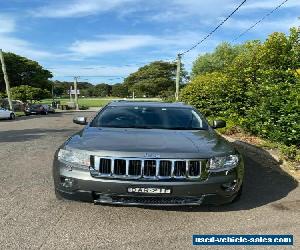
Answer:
(0, 0, 299, 84)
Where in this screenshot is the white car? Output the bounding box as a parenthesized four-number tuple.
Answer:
(0, 108, 15, 120)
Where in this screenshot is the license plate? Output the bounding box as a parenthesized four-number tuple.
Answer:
(128, 187, 171, 194)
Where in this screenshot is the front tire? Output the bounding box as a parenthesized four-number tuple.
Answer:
(9, 113, 15, 120)
(232, 184, 243, 203)
(55, 188, 65, 200)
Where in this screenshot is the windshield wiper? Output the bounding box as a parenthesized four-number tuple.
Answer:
(100, 125, 153, 129)
(132, 125, 153, 129)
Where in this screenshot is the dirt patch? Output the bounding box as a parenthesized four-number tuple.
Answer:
(271, 200, 300, 212)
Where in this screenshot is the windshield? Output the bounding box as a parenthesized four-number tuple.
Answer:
(90, 106, 208, 130)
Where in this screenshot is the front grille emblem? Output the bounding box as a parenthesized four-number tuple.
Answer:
(144, 153, 160, 158)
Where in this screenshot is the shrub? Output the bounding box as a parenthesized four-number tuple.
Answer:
(180, 72, 229, 117)
(182, 27, 300, 149)
(79, 105, 89, 110)
(242, 81, 300, 146)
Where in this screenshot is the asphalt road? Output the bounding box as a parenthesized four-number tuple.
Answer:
(0, 112, 299, 250)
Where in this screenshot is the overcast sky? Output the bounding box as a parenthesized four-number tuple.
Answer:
(0, 0, 299, 84)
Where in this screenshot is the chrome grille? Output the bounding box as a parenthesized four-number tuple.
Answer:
(99, 158, 111, 174)
(174, 161, 186, 177)
(114, 159, 126, 175)
(128, 160, 142, 176)
(144, 160, 156, 177)
(159, 161, 172, 177)
(188, 161, 201, 177)
(91, 157, 205, 179)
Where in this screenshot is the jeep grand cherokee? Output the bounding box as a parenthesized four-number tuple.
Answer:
(53, 101, 244, 206)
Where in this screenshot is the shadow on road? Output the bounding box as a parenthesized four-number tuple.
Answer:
(0, 128, 75, 142)
(0, 112, 65, 123)
(0, 111, 95, 123)
(144, 140, 298, 212)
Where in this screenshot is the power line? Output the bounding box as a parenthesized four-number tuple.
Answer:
(180, 0, 247, 55)
(233, 0, 289, 42)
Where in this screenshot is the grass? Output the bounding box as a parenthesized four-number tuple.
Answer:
(40, 97, 162, 107)
(15, 111, 25, 117)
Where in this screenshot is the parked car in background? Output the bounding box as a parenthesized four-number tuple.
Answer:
(42, 104, 55, 114)
(0, 108, 15, 120)
(25, 104, 49, 115)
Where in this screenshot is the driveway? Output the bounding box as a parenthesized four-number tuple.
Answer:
(0, 112, 299, 249)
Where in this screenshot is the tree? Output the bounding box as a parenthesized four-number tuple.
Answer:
(11, 85, 51, 103)
(111, 84, 128, 97)
(180, 72, 232, 116)
(123, 61, 188, 97)
(192, 42, 244, 76)
(51, 80, 94, 97)
(93, 83, 112, 97)
(0, 52, 52, 92)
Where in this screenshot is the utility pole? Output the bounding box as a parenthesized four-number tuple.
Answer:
(51, 81, 55, 106)
(0, 49, 13, 110)
(69, 85, 73, 102)
(73, 76, 79, 110)
(175, 53, 181, 101)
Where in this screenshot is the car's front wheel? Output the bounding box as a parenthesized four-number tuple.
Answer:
(231, 184, 243, 203)
(54, 188, 65, 200)
(9, 113, 15, 120)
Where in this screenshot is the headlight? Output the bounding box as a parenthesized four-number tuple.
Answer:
(58, 149, 90, 167)
(208, 154, 239, 171)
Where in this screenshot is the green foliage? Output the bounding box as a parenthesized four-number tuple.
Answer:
(52, 80, 94, 97)
(181, 27, 300, 147)
(0, 92, 6, 98)
(180, 72, 229, 116)
(192, 42, 245, 76)
(79, 105, 89, 110)
(111, 83, 128, 97)
(279, 144, 300, 161)
(124, 61, 188, 97)
(93, 83, 112, 97)
(242, 81, 300, 145)
(11, 85, 51, 103)
(0, 52, 52, 92)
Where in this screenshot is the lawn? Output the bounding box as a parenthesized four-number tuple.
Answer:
(40, 97, 162, 107)
(15, 111, 25, 117)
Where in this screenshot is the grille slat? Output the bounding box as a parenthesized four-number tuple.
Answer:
(188, 161, 201, 177)
(174, 161, 186, 177)
(92, 157, 205, 179)
(144, 160, 156, 177)
(128, 160, 142, 176)
(114, 159, 126, 175)
(99, 158, 111, 174)
(159, 161, 172, 177)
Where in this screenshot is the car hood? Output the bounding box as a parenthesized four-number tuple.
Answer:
(65, 127, 234, 158)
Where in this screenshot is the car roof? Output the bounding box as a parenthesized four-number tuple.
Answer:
(107, 101, 193, 109)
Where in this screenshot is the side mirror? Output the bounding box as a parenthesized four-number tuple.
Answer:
(212, 120, 226, 129)
(73, 116, 87, 125)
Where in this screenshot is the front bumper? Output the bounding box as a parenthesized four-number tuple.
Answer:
(53, 159, 244, 206)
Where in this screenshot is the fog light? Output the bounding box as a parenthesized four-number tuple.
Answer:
(61, 177, 74, 188)
(221, 180, 238, 191)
